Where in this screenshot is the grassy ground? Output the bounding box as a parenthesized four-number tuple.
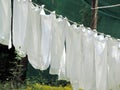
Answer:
(27, 83, 72, 90)
(0, 82, 72, 90)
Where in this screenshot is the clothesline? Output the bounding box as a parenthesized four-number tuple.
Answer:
(31, 2, 80, 26)
(31, 1, 119, 41)
(91, 3, 120, 9)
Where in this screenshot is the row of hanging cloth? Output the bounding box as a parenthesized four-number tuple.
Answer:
(0, 0, 120, 90)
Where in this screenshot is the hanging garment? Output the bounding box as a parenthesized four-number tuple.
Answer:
(40, 7, 55, 70)
(24, 3, 42, 69)
(0, 0, 11, 47)
(13, 0, 29, 56)
(24, 3, 55, 70)
(63, 20, 72, 81)
(58, 46, 66, 80)
(65, 24, 82, 90)
(107, 38, 120, 90)
(78, 28, 96, 90)
(94, 34, 108, 90)
(49, 17, 66, 75)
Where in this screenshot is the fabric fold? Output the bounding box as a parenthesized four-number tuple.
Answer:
(0, 0, 11, 47)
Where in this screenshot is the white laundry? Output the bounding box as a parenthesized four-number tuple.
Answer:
(49, 17, 66, 76)
(63, 20, 72, 81)
(107, 38, 120, 90)
(13, 0, 29, 56)
(40, 7, 55, 70)
(67, 24, 82, 90)
(24, 3, 55, 70)
(0, 0, 11, 47)
(94, 34, 108, 90)
(78, 28, 96, 90)
(58, 46, 66, 80)
(24, 3, 42, 69)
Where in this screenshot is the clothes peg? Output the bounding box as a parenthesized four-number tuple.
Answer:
(34, 5, 39, 11)
(64, 17, 71, 26)
(39, 5, 45, 15)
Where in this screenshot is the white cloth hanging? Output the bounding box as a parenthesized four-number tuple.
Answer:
(63, 19, 86, 90)
(94, 34, 108, 90)
(66, 24, 82, 90)
(40, 7, 55, 70)
(107, 38, 120, 90)
(24, 3, 55, 70)
(13, 0, 29, 56)
(49, 17, 66, 75)
(63, 20, 72, 81)
(0, 0, 11, 47)
(78, 28, 96, 90)
(24, 2, 42, 69)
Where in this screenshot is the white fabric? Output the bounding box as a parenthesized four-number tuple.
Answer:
(24, 3, 55, 70)
(107, 38, 120, 90)
(64, 20, 84, 90)
(67, 25, 82, 90)
(0, 0, 11, 47)
(49, 17, 66, 75)
(13, 0, 29, 56)
(58, 46, 66, 80)
(58, 19, 72, 81)
(40, 8, 55, 70)
(78, 28, 96, 90)
(94, 34, 108, 90)
(64, 20, 72, 81)
(24, 3, 42, 69)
